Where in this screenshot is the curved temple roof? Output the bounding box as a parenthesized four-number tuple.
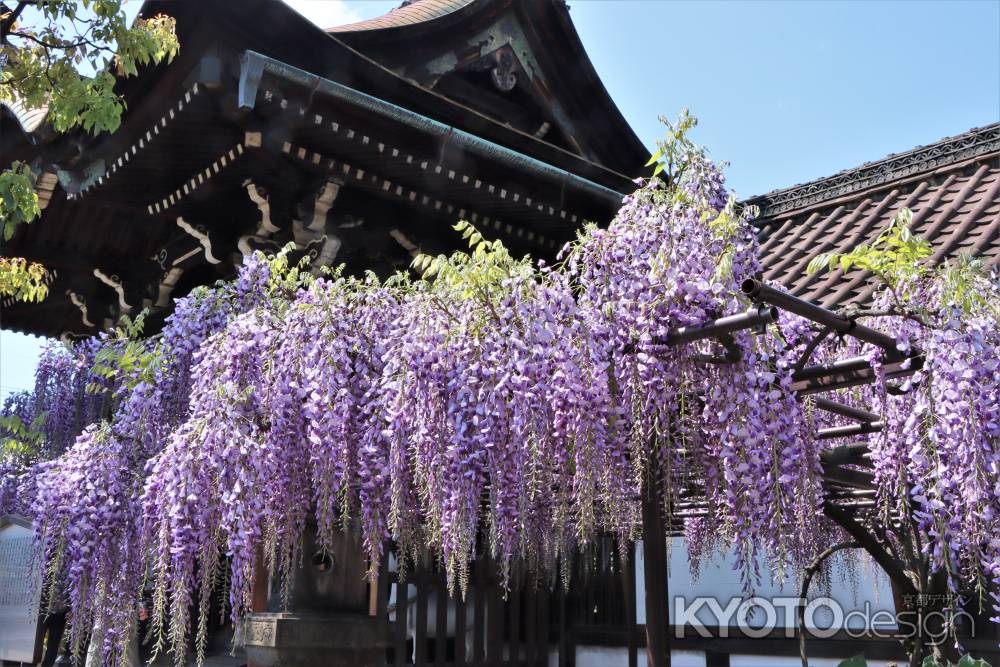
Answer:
(325, 0, 650, 179)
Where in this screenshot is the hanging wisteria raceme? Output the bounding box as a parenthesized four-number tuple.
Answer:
(915, 317, 1000, 594)
(0, 390, 37, 474)
(31, 422, 146, 661)
(379, 262, 625, 590)
(32, 340, 105, 457)
(0, 389, 35, 436)
(143, 308, 276, 663)
(0, 459, 25, 516)
(698, 330, 824, 588)
(3, 120, 1000, 664)
(113, 253, 275, 458)
(0, 390, 42, 516)
(875, 274, 1000, 620)
(560, 157, 825, 585)
(0, 342, 103, 517)
(0, 254, 279, 665)
(139, 272, 403, 663)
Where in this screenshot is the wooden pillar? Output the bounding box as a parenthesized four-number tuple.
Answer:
(705, 650, 729, 667)
(622, 542, 638, 667)
(642, 485, 671, 667)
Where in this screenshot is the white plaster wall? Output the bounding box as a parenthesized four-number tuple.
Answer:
(555, 647, 706, 666)
(0, 521, 41, 663)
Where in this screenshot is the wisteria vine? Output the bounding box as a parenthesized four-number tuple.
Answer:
(1, 118, 997, 665)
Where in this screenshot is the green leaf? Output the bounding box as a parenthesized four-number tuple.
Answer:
(837, 656, 868, 667)
(0, 257, 50, 303)
(896, 207, 913, 228)
(806, 254, 830, 274)
(802, 207, 930, 289)
(0, 162, 42, 233)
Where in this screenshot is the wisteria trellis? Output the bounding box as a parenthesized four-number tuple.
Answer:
(1, 135, 997, 665)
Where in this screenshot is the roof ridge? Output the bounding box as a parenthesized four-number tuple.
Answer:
(747, 122, 1000, 218)
(326, 0, 474, 33)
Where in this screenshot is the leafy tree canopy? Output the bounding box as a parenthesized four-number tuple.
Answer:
(0, 0, 179, 300)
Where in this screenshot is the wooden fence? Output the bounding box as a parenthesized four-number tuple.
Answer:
(372, 538, 639, 667)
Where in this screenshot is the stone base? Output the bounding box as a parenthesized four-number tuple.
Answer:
(244, 613, 388, 667)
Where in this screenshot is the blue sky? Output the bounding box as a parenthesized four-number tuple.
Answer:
(2, 0, 998, 399)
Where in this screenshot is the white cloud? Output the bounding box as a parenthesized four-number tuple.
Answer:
(282, 0, 365, 30)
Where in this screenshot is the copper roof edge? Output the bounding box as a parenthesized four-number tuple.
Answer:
(747, 122, 1000, 218)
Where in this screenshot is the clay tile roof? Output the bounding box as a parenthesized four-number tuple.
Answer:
(326, 0, 473, 33)
(750, 122, 1000, 308)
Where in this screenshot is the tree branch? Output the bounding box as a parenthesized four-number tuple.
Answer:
(840, 306, 932, 329)
(1, 2, 30, 43)
(8, 29, 114, 55)
(799, 540, 859, 667)
(823, 500, 916, 596)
